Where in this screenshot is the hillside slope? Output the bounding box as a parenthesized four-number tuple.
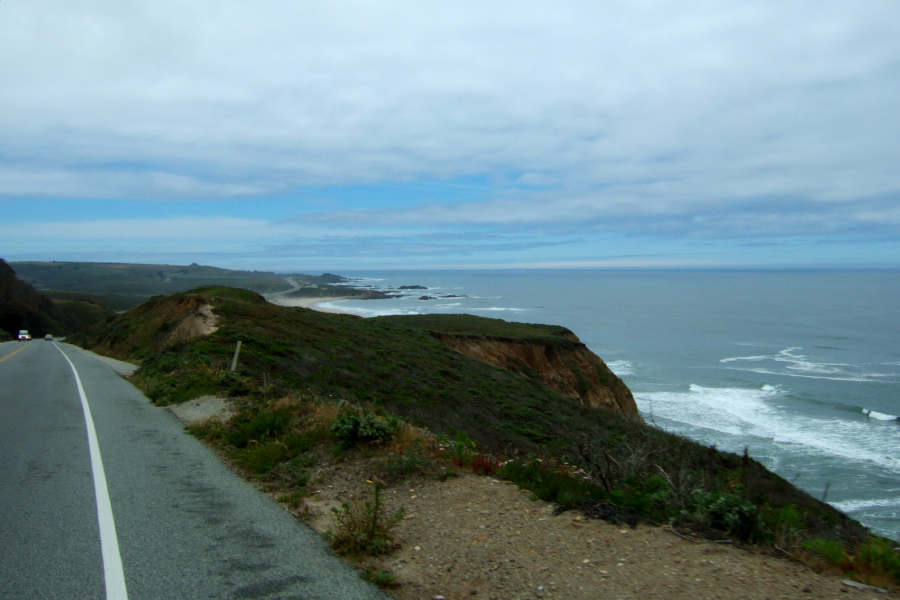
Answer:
(74, 286, 639, 460)
(10, 260, 357, 310)
(72, 285, 878, 554)
(374, 314, 640, 420)
(0, 259, 115, 338)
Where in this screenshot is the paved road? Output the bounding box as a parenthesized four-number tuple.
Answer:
(0, 340, 390, 600)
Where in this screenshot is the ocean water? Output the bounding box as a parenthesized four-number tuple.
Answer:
(323, 269, 900, 541)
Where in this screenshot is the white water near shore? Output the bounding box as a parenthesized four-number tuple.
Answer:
(311, 269, 900, 541)
(267, 295, 354, 314)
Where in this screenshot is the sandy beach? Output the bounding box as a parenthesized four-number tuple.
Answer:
(267, 295, 355, 314)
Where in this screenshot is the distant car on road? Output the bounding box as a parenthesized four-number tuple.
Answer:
(44, 334, 53, 341)
(18, 330, 31, 341)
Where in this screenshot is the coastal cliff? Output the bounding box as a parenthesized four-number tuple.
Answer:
(431, 331, 643, 422)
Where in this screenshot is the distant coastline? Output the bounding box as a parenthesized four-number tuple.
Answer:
(267, 295, 353, 314)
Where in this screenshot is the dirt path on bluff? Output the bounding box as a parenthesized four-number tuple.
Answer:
(303, 459, 891, 600)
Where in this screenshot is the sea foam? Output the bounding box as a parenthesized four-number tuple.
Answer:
(863, 408, 899, 421)
(831, 496, 900, 514)
(606, 360, 634, 377)
(636, 384, 900, 474)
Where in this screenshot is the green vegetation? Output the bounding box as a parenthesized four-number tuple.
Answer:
(385, 439, 432, 478)
(73, 284, 899, 587)
(801, 537, 900, 589)
(803, 538, 850, 565)
(1, 258, 115, 338)
(446, 431, 477, 467)
(374, 313, 579, 347)
(326, 480, 404, 558)
(331, 408, 402, 449)
(52, 296, 117, 332)
(11, 260, 350, 310)
(361, 567, 401, 589)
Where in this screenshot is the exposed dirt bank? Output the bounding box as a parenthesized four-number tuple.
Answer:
(432, 333, 640, 420)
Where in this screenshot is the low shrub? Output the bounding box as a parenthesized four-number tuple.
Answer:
(271, 454, 313, 488)
(682, 489, 763, 542)
(327, 481, 403, 557)
(280, 489, 311, 512)
(447, 430, 477, 467)
(185, 418, 226, 442)
(385, 439, 431, 479)
(362, 567, 401, 589)
(608, 475, 675, 524)
(331, 409, 401, 448)
(856, 537, 900, 581)
(235, 440, 289, 475)
(801, 535, 900, 587)
(499, 459, 605, 507)
(226, 408, 292, 448)
(436, 469, 460, 481)
(762, 504, 804, 547)
(803, 538, 850, 566)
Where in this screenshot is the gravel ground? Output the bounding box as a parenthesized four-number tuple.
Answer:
(305, 460, 892, 600)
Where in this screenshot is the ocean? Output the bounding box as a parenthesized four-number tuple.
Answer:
(320, 269, 900, 542)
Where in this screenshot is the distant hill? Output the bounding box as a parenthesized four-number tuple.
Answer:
(10, 261, 353, 311)
(0, 259, 115, 338)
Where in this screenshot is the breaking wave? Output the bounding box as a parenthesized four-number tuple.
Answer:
(636, 383, 900, 474)
(721, 347, 895, 383)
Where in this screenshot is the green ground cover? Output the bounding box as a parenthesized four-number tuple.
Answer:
(72, 285, 898, 588)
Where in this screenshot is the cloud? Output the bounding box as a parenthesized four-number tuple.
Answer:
(1, 1, 899, 266)
(0, 217, 271, 253)
(292, 189, 900, 242)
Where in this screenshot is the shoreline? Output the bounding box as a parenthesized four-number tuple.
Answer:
(267, 295, 356, 315)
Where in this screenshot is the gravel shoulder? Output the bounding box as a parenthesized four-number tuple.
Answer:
(305, 458, 891, 600)
(68, 344, 138, 377)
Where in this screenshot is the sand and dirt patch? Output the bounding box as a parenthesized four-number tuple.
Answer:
(303, 459, 889, 600)
(166, 394, 236, 424)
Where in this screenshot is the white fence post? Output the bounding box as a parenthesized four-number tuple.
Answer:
(230, 340, 242, 372)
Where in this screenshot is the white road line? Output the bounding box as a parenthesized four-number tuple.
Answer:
(55, 344, 129, 600)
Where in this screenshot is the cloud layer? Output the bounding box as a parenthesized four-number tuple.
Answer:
(2, 1, 899, 268)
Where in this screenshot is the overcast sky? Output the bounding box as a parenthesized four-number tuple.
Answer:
(2, 1, 899, 271)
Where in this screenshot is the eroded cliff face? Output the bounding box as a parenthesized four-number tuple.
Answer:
(165, 299, 219, 344)
(431, 331, 643, 422)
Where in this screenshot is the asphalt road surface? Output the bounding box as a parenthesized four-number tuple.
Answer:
(0, 340, 391, 600)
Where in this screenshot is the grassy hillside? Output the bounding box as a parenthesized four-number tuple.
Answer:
(73, 285, 899, 587)
(0, 259, 114, 337)
(52, 296, 117, 333)
(74, 286, 601, 457)
(373, 313, 581, 347)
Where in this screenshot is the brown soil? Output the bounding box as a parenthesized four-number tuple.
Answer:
(167, 301, 219, 342)
(304, 458, 892, 600)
